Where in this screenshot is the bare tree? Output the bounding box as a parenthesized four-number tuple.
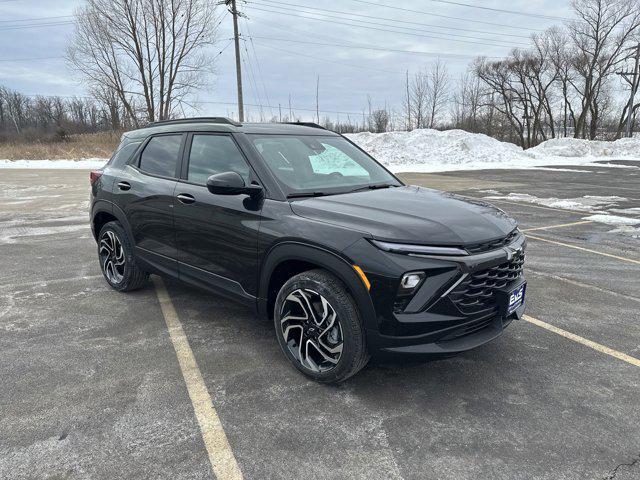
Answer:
(452, 71, 484, 132)
(567, 0, 640, 139)
(425, 59, 450, 128)
(409, 72, 429, 129)
(546, 27, 577, 137)
(68, 0, 219, 125)
(370, 109, 390, 133)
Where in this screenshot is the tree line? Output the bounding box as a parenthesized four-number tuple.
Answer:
(0, 87, 136, 142)
(2, 0, 639, 148)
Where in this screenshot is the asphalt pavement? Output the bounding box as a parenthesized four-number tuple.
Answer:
(0, 162, 638, 480)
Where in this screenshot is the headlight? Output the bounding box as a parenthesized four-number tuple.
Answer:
(370, 239, 468, 256)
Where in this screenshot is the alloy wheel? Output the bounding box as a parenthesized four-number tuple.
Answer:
(279, 288, 344, 372)
(99, 230, 125, 284)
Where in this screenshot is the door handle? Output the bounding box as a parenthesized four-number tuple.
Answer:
(117, 181, 131, 191)
(177, 193, 196, 204)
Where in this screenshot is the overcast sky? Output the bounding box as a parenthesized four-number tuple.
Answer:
(0, 0, 575, 121)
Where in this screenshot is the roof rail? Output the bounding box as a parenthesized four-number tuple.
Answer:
(282, 121, 326, 130)
(147, 117, 242, 127)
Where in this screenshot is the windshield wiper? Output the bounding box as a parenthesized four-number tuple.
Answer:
(347, 183, 397, 194)
(287, 191, 326, 199)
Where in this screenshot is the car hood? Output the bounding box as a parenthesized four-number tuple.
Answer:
(289, 185, 517, 245)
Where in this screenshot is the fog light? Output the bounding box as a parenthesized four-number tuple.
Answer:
(399, 272, 425, 292)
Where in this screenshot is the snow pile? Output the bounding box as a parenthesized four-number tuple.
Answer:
(527, 136, 640, 159)
(0, 158, 108, 169)
(482, 193, 627, 212)
(346, 129, 527, 172)
(346, 129, 640, 172)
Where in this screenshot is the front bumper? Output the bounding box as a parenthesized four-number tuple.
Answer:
(367, 302, 524, 359)
(343, 233, 526, 359)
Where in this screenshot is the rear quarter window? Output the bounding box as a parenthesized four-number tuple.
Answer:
(107, 141, 141, 168)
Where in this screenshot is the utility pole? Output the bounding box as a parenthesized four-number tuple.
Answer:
(315, 75, 320, 124)
(225, 0, 244, 122)
(405, 70, 411, 131)
(616, 43, 640, 138)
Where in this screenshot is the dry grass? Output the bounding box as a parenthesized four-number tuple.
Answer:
(0, 131, 122, 160)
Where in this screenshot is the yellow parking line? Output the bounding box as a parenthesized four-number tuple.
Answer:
(153, 277, 243, 480)
(525, 234, 640, 265)
(523, 315, 640, 367)
(521, 220, 594, 232)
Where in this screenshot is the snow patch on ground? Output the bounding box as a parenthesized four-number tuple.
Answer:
(0, 224, 89, 244)
(0, 158, 108, 169)
(582, 213, 640, 238)
(582, 214, 640, 226)
(482, 193, 626, 212)
(524, 166, 593, 173)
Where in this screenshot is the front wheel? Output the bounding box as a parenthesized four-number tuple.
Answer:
(274, 269, 369, 383)
(98, 221, 148, 292)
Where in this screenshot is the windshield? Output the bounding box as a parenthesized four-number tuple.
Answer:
(249, 134, 401, 197)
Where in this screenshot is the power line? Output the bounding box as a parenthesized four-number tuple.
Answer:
(247, 35, 491, 58)
(419, 0, 568, 20)
(0, 14, 74, 24)
(239, 24, 268, 119)
(251, 41, 490, 80)
(199, 99, 374, 117)
(247, 2, 528, 46)
(254, 0, 533, 39)
(346, 0, 546, 31)
(246, 5, 528, 49)
(0, 20, 74, 31)
(0, 55, 64, 62)
(243, 18, 274, 118)
(252, 42, 412, 75)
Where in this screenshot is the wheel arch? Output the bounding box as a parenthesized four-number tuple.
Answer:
(91, 201, 134, 243)
(258, 242, 377, 329)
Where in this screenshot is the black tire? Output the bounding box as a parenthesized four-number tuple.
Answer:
(274, 269, 369, 383)
(98, 221, 148, 292)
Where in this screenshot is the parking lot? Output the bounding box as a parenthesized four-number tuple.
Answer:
(1, 161, 639, 479)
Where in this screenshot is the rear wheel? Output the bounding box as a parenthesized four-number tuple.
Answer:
(98, 221, 148, 292)
(274, 269, 369, 383)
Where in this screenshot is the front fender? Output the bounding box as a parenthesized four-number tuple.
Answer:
(258, 241, 378, 330)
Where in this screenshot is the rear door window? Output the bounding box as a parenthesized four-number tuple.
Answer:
(139, 135, 183, 178)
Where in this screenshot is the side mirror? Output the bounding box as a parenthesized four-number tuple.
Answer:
(206, 171, 263, 199)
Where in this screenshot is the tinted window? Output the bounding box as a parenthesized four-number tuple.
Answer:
(139, 135, 182, 177)
(187, 134, 250, 185)
(109, 141, 140, 168)
(250, 135, 398, 194)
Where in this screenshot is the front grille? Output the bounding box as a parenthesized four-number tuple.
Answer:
(465, 229, 519, 254)
(448, 251, 525, 314)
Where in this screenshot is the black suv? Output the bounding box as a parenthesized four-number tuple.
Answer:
(90, 118, 526, 383)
